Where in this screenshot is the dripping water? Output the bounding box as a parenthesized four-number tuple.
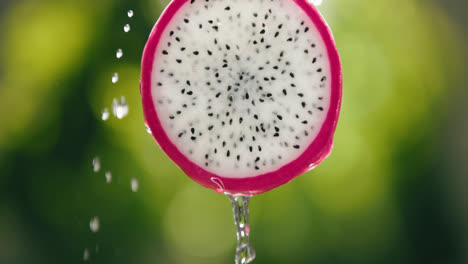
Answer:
(112, 96, 129, 119)
(308, 0, 323, 6)
(127, 10, 134, 18)
(123, 24, 131, 33)
(116, 48, 123, 59)
(226, 193, 256, 264)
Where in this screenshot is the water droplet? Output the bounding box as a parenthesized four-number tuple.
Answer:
(123, 24, 131, 33)
(127, 10, 134, 18)
(131, 178, 139, 192)
(89, 216, 100, 233)
(101, 108, 110, 121)
(105, 171, 112, 183)
(145, 124, 152, 134)
(83, 248, 90, 261)
(211, 177, 225, 193)
(116, 48, 123, 59)
(308, 0, 322, 6)
(112, 96, 129, 119)
(111, 73, 119, 83)
(92, 157, 101, 172)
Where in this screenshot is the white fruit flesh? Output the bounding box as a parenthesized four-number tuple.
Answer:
(151, 0, 331, 178)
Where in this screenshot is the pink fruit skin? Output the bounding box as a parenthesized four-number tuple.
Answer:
(141, 0, 342, 195)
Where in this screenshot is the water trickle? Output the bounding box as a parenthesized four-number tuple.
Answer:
(145, 124, 152, 135)
(116, 48, 123, 59)
(308, 0, 323, 6)
(111, 73, 119, 83)
(89, 216, 100, 233)
(101, 108, 110, 121)
(105, 171, 112, 183)
(127, 10, 134, 18)
(131, 178, 139, 192)
(226, 193, 256, 264)
(112, 96, 129, 119)
(92, 157, 101, 172)
(123, 24, 131, 33)
(83, 248, 90, 261)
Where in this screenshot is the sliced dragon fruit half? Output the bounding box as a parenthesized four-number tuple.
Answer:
(141, 0, 342, 195)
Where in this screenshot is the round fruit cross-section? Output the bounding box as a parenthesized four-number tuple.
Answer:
(141, 0, 342, 195)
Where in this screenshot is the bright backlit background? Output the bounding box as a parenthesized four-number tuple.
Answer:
(0, 0, 467, 263)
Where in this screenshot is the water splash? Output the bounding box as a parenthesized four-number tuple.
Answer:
(92, 157, 101, 172)
(105, 171, 112, 183)
(116, 48, 123, 59)
(101, 108, 110, 121)
(131, 178, 139, 192)
(226, 194, 256, 264)
(123, 24, 131, 33)
(308, 0, 323, 6)
(83, 248, 90, 261)
(89, 216, 100, 233)
(127, 10, 134, 18)
(112, 96, 129, 119)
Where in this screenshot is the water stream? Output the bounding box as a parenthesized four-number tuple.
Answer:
(226, 193, 256, 264)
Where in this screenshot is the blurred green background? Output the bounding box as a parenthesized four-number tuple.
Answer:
(0, 0, 467, 263)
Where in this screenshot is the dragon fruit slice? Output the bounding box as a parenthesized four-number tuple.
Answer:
(141, 0, 342, 195)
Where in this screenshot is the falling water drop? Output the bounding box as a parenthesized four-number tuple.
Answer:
(92, 157, 101, 172)
(116, 48, 123, 59)
(226, 194, 256, 264)
(308, 0, 323, 6)
(111, 73, 119, 83)
(89, 217, 100, 233)
(105, 171, 112, 183)
(145, 124, 152, 135)
(127, 10, 134, 18)
(83, 248, 90, 261)
(101, 108, 110, 121)
(112, 96, 129, 119)
(131, 178, 139, 192)
(123, 24, 131, 33)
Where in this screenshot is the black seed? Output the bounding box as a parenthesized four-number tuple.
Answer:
(162, 50, 168, 55)
(280, 51, 284, 57)
(290, 72, 295, 78)
(255, 166, 260, 170)
(191, 136, 196, 141)
(208, 125, 214, 130)
(237, 155, 240, 161)
(176, 37, 180, 42)
(199, 24, 203, 29)
(186, 80, 191, 86)
(245, 93, 250, 99)
(321, 76, 327, 82)
(216, 92, 221, 98)
(305, 27, 309, 32)
(260, 29, 265, 34)
(178, 132, 184, 137)
(181, 89, 185, 94)
(187, 91, 193, 95)
(205, 154, 209, 159)
(176, 59, 182, 63)
(312, 44, 316, 48)
(318, 97, 323, 100)
(274, 133, 279, 137)
(157, 82, 162, 86)
(302, 120, 308, 124)
(207, 50, 212, 55)
(266, 93, 272, 97)
(249, 146, 253, 152)
(226, 44, 231, 50)
(239, 117, 243, 124)
(266, 45, 271, 49)
(184, 18, 189, 23)
(193, 51, 199, 55)
(254, 114, 258, 119)
(293, 145, 300, 149)
(287, 37, 293, 42)
(223, 141, 226, 147)
(227, 150, 230, 157)
(258, 145, 262, 151)
(253, 13, 258, 17)
(212, 26, 219, 31)
(282, 89, 287, 95)
(255, 157, 260, 162)
(208, 20, 213, 24)
(191, 0, 195, 4)
(318, 107, 324, 111)
(169, 115, 175, 119)
(225, 6, 230, 10)
(312, 57, 317, 64)
(277, 115, 283, 120)
(317, 68, 322, 72)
